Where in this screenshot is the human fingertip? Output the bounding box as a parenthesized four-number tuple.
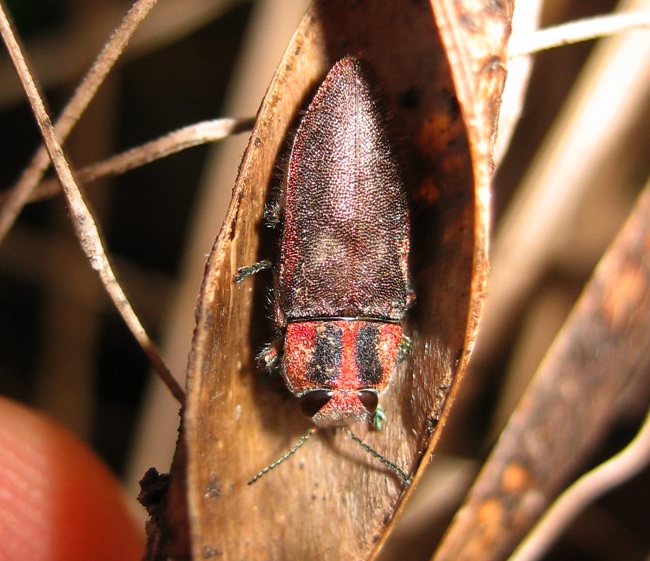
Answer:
(0, 396, 144, 561)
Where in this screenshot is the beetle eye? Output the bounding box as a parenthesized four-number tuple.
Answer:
(357, 390, 379, 414)
(298, 391, 334, 418)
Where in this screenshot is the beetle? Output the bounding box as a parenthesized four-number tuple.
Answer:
(238, 56, 412, 481)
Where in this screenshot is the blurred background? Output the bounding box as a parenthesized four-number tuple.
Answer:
(0, 0, 648, 560)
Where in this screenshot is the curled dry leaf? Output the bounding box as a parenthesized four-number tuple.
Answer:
(147, 0, 510, 559)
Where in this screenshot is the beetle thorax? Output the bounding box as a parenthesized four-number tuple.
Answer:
(282, 319, 402, 427)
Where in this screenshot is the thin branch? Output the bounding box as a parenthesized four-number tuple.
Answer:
(0, 0, 158, 244)
(509, 10, 650, 57)
(0, 0, 245, 109)
(0, 0, 184, 404)
(0, 117, 255, 205)
(475, 0, 650, 369)
(510, 405, 650, 561)
(433, 172, 650, 560)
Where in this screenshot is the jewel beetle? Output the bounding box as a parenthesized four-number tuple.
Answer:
(238, 56, 412, 471)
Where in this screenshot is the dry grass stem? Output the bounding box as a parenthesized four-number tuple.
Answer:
(0, 0, 158, 244)
(510, 403, 650, 561)
(0, 0, 184, 404)
(509, 9, 650, 57)
(476, 0, 650, 364)
(0, 0, 239, 108)
(433, 173, 650, 561)
(0, 117, 255, 205)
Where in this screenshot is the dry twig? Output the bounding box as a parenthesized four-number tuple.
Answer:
(0, 0, 184, 404)
(509, 9, 650, 57)
(433, 176, 650, 560)
(0, 0, 158, 244)
(510, 404, 650, 561)
(476, 0, 650, 368)
(0, 117, 255, 205)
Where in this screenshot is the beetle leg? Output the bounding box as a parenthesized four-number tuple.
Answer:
(397, 334, 412, 362)
(258, 338, 283, 373)
(372, 405, 386, 431)
(235, 259, 272, 282)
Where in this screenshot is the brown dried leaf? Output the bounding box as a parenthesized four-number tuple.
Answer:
(169, 1, 510, 559)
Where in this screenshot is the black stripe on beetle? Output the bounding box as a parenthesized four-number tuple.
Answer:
(307, 323, 343, 386)
(355, 323, 384, 386)
(238, 56, 412, 483)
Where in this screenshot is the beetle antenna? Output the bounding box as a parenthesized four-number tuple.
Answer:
(345, 428, 411, 486)
(248, 428, 316, 485)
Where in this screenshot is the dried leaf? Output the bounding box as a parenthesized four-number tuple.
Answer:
(166, 1, 511, 559)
